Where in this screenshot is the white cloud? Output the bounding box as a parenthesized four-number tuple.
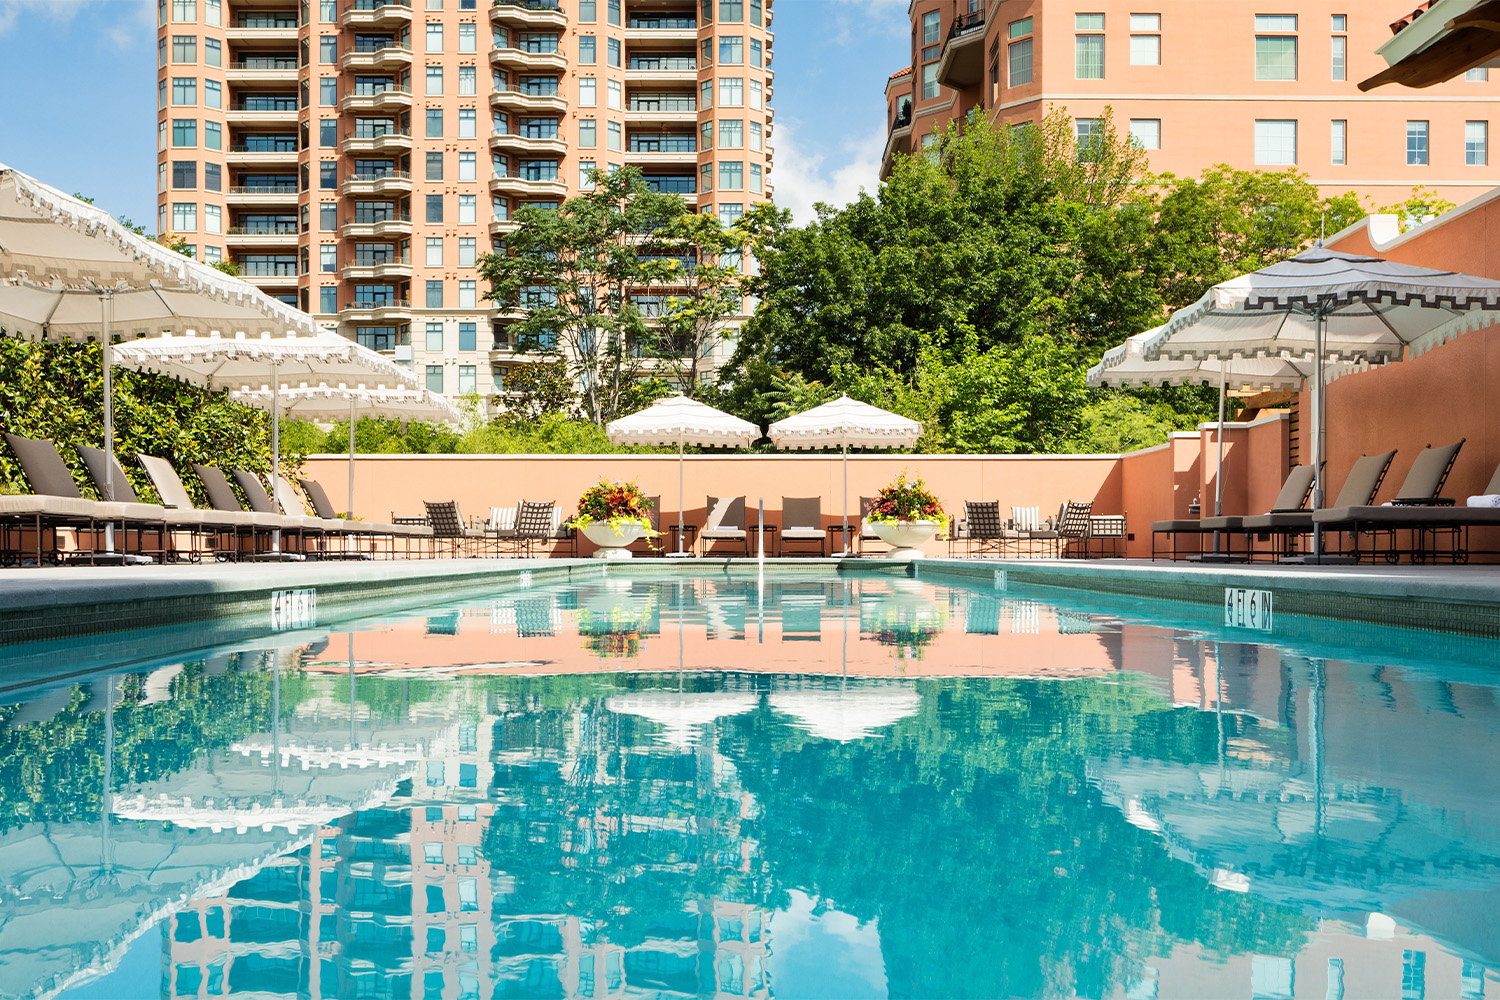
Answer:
(769, 119, 889, 224)
(824, 0, 909, 46)
(0, 0, 152, 43)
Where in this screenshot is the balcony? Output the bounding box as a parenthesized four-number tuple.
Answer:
(340, 42, 412, 72)
(225, 225, 300, 247)
(226, 104, 298, 126)
(624, 58, 697, 85)
(340, 85, 413, 113)
(226, 143, 298, 166)
(490, 0, 566, 29)
(489, 334, 552, 357)
(341, 0, 413, 29)
(341, 128, 413, 155)
(238, 266, 300, 288)
(341, 213, 413, 239)
(625, 147, 697, 167)
(489, 218, 522, 238)
(342, 170, 414, 197)
(342, 257, 413, 281)
(226, 23, 297, 44)
(490, 87, 567, 115)
(490, 45, 567, 73)
(880, 109, 913, 180)
(625, 100, 697, 127)
(342, 299, 413, 323)
(226, 57, 299, 85)
(936, 8, 986, 90)
(227, 185, 299, 206)
(489, 131, 567, 156)
(490, 174, 567, 199)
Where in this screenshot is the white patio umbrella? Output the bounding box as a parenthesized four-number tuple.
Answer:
(768, 395, 922, 555)
(605, 394, 760, 556)
(1089, 326, 1367, 519)
(0, 165, 315, 507)
(1141, 246, 1500, 561)
(230, 384, 458, 519)
(115, 332, 420, 554)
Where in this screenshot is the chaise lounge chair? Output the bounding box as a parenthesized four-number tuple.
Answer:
(1234, 450, 1397, 560)
(1311, 440, 1476, 562)
(1155, 464, 1318, 562)
(700, 496, 749, 557)
(1, 433, 156, 565)
(779, 497, 827, 557)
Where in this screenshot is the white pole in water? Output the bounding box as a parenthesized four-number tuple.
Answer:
(269, 358, 282, 554)
(347, 395, 357, 518)
(676, 436, 686, 555)
(758, 497, 764, 562)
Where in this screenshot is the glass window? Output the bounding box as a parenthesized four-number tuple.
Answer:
(459, 22, 476, 52)
(204, 0, 219, 25)
(158, 79, 166, 109)
(1331, 119, 1346, 164)
(607, 121, 621, 150)
(718, 202, 743, 225)
(320, 0, 336, 20)
(320, 34, 336, 63)
(579, 160, 596, 188)
(172, 77, 196, 104)
(1075, 117, 1101, 159)
(321, 202, 337, 230)
(459, 108, 476, 138)
(459, 194, 476, 223)
(1009, 38, 1033, 85)
(172, 118, 196, 146)
(427, 194, 443, 222)
(750, 120, 762, 150)
(427, 237, 443, 266)
(580, 78, 596, 106)
(1129, 118, 1160, 149)
(171, 202, 197, 230)
(1467, 67, 1490, 82)
(1255, 14, 1297, 31)
(205, 37, 221, 67)
(459, 65, 476, 95)
(172, 160, 196, 188)
(320, 161, 337, 189)
(172, 34, 195, 62)
(204, 120, 220, 150)
(320, 119, 336, 147)
(608, 0, 620, 25)
(426, 365, 444, 393)
(426, 280, 444, 308)
(204, 162, 220, 191)
(459, 238, 476, 267)
(459, 280, 476, 308)
(1408, 120, 1429, 165)
(751, 38, 761, 67)
(320, 244, 337, 273)
(1331, 14, 1346, 31)
(750, 0, 761, 26)
(921, 11, 939, 45)
(720, 35, 743, 64)
(427, 151, 444, 180)
(1468, 120, 1489, 166)
(579, 35, 595, 63)
(608, 37, 620, 67)
(204, 79, 220, 109)
(700, 162, 712, 191)
(459, 151, 476, 181)
(579, 0, 595, 20)
(1129, 32, 1159, 65)
(1075, 12, 1104, 29)
(426, 322, 443, 350)
(158, 37, 166, 68)
(204, 204, 221, 233)
(702, 79, 712, 108)
(171, 0, 194, 20)
(750, 162, 762, 193)
(720, 119, 743, 147)
(607, 79, 621, 109)
(320, 77, 336, 105)
(426, 108, 443, 137)
(1075, 34, 1104, 79)
(719, 160, 742, 189)
(458, 365, 476, 393)
(1130, 13, 1159, 30)
(319, 286, 337, 313)
(1255, 27, 1297, 81)
(720, 0, 741, 20)
(427, 65, 443, 95)
(1255, 119, 1298, 165)
(1331, 35, 1346, 81)
(720, 77, 743, 106)
(426, 23, 443, 52)
(579, 119, 596, 147)
(1010, 16, 1033, 38)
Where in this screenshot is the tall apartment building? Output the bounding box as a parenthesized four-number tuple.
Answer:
(155, 0, 774, 411)
(882, 1, 1499, 209)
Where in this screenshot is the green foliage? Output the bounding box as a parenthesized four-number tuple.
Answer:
(0, 337, 286, 503)
(1377, 185, 1459, 234)
(1061, 393, 1206, 453)
(500, 360, 577, 421)
(296, 412, 665, 455)
(866, 469, 946, 522)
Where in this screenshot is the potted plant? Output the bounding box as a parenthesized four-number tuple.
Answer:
(866, 470, 947, 559)
(567, 478, 659, 559)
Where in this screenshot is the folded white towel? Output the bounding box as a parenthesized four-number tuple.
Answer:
(1467, 494, 1500, 508)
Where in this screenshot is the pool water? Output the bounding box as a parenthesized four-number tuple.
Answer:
(4, 571, 1499, 1000)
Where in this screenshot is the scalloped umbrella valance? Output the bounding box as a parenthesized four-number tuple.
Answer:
(1140, 246, 1500, 562)
(230, 384, 458, 519)
(769, 395, 922, 554)
(606, 394, 760, 556)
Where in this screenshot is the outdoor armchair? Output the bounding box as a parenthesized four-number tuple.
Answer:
(962, 501, 1006, 557)
(423, 499, 493, 557)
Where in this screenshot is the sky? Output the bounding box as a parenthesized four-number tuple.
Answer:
(0, 0, 910, 228)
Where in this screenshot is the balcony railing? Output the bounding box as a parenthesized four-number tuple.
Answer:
(351, 168, 412, 181)
(346, 298, 412, 309)
(629, 55, 696, 71)
(352, 83, 411, 96)
(231, 57, 299, 70)
(345, 212, 413, 225)
(948, 8, 985, 39)
(230, 184, 298, 194)
(352, 254, 411, 266)
(349, 0, 411, 10)
(240, 262, 299, 276)
(228, 224, 298, 234)
(492, 0, 562, 11)
(231, 140, 298, 153)
(891, 110, 911, 132)
(629, 15, 695, 28)
(344, 127, 412, 140)
(628, 95, 697, 112)
(235, 15, 297, 27)
(351, 39, 410, 53)
(629, 136, 697, 153)
(231, 100, 299, 112)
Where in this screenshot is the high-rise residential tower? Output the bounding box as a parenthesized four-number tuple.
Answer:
(155, 0, 774, 409)
(883, 2, 1497, 209)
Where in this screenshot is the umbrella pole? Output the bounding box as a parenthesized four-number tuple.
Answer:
(270, 360, 282, 553)
(348, 396, 356, 518)
(1212, 359, 1226, 557)
(677, 437, 685, 555)
(99, 290, 116, 554)
(1311, 311, 1326, 560)
(841, 437, 850, 556)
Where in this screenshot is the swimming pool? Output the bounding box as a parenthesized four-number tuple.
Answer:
(6, 569, 1499, 999)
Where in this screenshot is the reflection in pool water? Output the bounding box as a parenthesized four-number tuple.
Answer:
(0, 573, 1495, 999)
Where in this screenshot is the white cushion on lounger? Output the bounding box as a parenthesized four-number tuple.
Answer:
(1468, 494, 1500, 507)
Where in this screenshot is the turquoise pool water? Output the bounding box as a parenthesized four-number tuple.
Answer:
(5, 570, 1500, 999)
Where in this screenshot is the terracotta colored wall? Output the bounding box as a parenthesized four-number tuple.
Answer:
(303, 451, 1124, 556)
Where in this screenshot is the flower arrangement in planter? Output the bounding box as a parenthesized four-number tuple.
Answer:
(567, 478, 660, 558)
(865, 471, 947, 557)
(866, 470, 947, 527)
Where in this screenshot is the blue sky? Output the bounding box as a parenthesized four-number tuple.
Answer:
(0, 0, 909, 227)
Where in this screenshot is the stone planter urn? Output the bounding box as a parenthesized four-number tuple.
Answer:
(581, 522, 647, 559)
(869, 520, 941, 559)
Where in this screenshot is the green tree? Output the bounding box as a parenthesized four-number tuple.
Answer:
(478, 166, 694, 425)
(1378, 184, 1458, 233)
(499, 360, 578, 422)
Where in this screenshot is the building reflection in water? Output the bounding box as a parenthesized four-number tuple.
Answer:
(1, 574, 1497, 999)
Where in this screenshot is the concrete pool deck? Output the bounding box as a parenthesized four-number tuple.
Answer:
(4, 556, 1500, 646)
